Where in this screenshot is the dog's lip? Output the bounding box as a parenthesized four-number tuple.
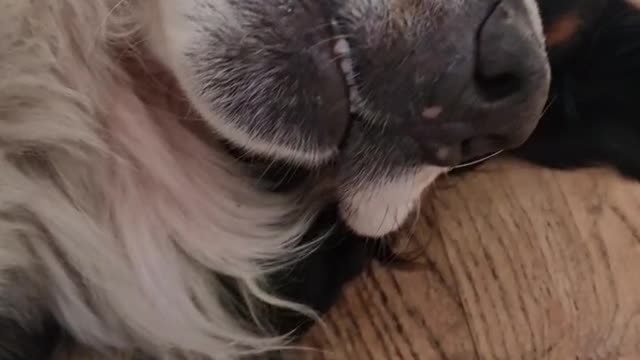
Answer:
(325, 20, 371, 153)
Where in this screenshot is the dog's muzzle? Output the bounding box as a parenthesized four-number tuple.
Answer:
(331, 0, 551, 167)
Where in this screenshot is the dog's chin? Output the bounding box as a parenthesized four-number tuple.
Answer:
(338, 166, 445, 238)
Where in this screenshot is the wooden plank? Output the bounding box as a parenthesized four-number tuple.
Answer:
(304, 159, 640, 360)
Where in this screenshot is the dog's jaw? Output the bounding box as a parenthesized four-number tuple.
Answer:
(145, 0, 353, 166)
(142, 0, 549, 240)
(339, 166, 445, 237)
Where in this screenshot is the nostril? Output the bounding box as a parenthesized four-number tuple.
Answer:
(474, 1, 535, 104)
(474, 71, 523, 103)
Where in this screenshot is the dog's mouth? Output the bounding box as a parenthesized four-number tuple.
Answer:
(321, 19, 372, 152)
(330, 21, 362, 116)
(143, 0, 548, 238)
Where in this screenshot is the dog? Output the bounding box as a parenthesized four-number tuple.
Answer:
(0, 1, 550, 359)
(268, 0, 640, 346)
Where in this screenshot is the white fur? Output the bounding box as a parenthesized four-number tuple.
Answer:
(339, 166, 444, 237)
(0, 1, 322, 358)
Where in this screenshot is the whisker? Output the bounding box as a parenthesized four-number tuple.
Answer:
(450, 95, 557, 170)
(451, 149, 506, 170)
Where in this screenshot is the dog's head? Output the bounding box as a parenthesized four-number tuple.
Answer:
(146, 0, 551, 237)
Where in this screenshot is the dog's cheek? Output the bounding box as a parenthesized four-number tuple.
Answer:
(144, 0, 237, 68)
(144, 0, 193, 70)
(143, 0, 350, 166)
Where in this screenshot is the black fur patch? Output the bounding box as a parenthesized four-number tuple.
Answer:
(0, 315, 60, 360)
(516, 0, 640, 179)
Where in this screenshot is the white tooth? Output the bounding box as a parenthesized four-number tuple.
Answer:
(334, 39, 350, 56)
(340, 58, 353, 76)
(331, 33, 363, 114)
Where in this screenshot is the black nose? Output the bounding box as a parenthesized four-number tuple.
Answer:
(475, 3, 538, 104)
(423, 1, 551, 166)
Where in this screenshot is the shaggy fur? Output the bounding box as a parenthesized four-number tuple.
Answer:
(0, 1, 548, 359)
(1, 2, 321, 358)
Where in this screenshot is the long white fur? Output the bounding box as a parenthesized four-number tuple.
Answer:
(0, 1, 322, 358)
(0, 0, 547, 358)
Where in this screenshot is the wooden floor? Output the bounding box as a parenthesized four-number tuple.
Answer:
(304, 158, 640, 360)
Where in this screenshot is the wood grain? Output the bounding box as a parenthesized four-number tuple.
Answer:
(303, 158, 640, 360)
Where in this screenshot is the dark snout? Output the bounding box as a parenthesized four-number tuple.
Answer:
(421, 2, 551, 166)
(353, 0, 551, 167)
